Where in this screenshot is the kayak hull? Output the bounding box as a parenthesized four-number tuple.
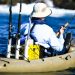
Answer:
(0, 49, 75, 72)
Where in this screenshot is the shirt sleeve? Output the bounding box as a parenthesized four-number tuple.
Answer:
(48, 28, 64, 51)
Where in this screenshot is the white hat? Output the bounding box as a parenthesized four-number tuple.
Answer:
(31, 3, 52, 18)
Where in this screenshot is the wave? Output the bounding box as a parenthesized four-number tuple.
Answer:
(0, 2, 75, 17)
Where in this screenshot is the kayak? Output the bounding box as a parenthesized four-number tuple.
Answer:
(0, 39, 75, 73)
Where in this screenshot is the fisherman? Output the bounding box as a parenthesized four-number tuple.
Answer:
(21, 2, 70, 57)
(30, 2, 65, 57)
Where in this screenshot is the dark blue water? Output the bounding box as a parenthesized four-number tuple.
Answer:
(0, 13, 75, 55)
(0, 13, 29, 55)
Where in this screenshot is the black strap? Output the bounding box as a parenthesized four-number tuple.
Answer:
(30, 23, 36, 42)
(24, 23, 36, 37)
(30, 23, 36, 33)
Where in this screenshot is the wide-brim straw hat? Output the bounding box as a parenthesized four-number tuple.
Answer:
(31, 3, 52, 18)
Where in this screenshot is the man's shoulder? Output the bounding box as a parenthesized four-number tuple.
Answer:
(43, 24, 52, 29)
(21, 23, 33, 28)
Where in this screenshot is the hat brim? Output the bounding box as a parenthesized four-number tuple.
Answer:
(31, 8, 52, 17)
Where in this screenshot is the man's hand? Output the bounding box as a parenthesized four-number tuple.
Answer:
(59, 26, 65, 34)
(56, 26, 65, 36)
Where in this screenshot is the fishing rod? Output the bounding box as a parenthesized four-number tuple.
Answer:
(7, 0, 12, 58)
(57, 15, 75, 36)
(15, 0, 22, 59)
(24, 15, 33, 60)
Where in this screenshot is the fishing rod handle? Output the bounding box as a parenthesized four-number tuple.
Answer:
(56, 22, 69, 36)
(64, 22, 69, 28)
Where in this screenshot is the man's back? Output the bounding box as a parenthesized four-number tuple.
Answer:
(31, 23, 64, 51)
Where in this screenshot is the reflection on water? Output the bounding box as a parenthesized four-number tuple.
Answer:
(0, 68, 75, 75)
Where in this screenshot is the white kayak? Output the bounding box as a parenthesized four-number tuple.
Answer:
(0, 43, 75, 73)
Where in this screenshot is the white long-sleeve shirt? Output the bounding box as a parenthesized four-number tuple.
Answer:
(21, 23, 64, 52)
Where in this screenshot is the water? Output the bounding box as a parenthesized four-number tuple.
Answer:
(0, 13, 75, 74)
(0, 13, 29, 55)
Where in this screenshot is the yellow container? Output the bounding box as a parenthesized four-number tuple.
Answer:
(28, 44, 40, 60)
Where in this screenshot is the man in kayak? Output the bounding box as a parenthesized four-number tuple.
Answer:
(31, 2, 65, 56)
(21, 2, 70, 57)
